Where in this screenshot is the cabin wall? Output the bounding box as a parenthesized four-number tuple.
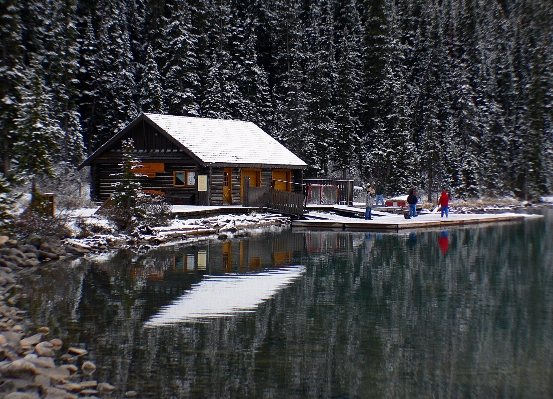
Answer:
(92, 161, 199, 204)
(209, 168, 224, 206)
(91, 163, 305, 206)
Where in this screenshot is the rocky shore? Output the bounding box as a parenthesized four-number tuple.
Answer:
(0, 234, 130, 398)
(0, 212, 292, 398)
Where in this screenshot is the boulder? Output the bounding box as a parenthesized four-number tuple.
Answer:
(20, 333, 43, 350)
(0, 358, 38, 377)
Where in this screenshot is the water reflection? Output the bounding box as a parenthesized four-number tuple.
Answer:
(438, 230, 449, 253)
(17, 209, 553, 399)
(145, 265, 305, 325)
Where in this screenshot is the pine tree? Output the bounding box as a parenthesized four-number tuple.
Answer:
(0, 0, 26, 179)
(159, 0, 201, 116)
(93, 0, 138, 147)
(44, 0, 85, 168)
(13, 66, 61, 199)
(107, 138, 142, 230)
(138, 44, 165, 114)
(333, 0, 364, 178)
(77, 13, 99, 155)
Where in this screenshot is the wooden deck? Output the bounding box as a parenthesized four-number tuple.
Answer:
(293, 210, 541, 231)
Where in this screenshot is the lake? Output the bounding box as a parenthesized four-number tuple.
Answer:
(19, 208, 553, 398)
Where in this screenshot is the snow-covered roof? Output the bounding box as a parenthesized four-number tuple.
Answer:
(79, 113, 308, 169)
(145, 113, 307, 167)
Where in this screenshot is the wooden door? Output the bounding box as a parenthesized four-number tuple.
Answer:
(223, 168, 232, 204)
(272, 169, 291, 191)
(240, 168, 261, 202)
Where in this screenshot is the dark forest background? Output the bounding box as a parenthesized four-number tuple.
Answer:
(1, 0, 552, 201)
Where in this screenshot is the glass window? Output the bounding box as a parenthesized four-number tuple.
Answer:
(174, 172, 186, 186)
(174, 171, 196, 187)
(187, 171, 196, 186)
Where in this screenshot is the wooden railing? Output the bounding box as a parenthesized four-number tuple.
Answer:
(244, 185, 305, 217)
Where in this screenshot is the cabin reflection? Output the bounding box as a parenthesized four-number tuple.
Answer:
(130, 231, 358, 320)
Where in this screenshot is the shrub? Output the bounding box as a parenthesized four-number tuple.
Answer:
(14, 209, 73, 238)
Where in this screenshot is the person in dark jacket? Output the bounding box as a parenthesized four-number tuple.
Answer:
(438, 190, 450, 218)
(375, 183, 385, 207)
(407, 189, 418, 218)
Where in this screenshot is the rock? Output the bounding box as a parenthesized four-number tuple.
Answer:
(0, 235, 9, 245)
(35, 341, 55, 357)
(36, 327, 50, 334)
(34, 373, 52, 387)
(60, 364, 78, 374)
(97, 382, 116, 392)
(67, 347, 87, 356)
(8, 248, 26, 259)
(24, 259, 40, 267)
(3, 331, 24, 347)
(57, 382, 82, 393)
(64, 246, 90, 256)
(24, 354, 56, 368)
(59, 354, 77, 363)
(3, 392, 40, 399)
(20, 333, 43, 349)
(39, 366, 70, 383)
(124, 391, 138, 397)
(80, 389, 99, 395)
(79, 381, 98, 389)
(44, 386, 78, 399)
(81, 360, 96, 375)
(24, 235, 42, 249)
(50, 338, 62, 349)
(0, 358, 38, 377)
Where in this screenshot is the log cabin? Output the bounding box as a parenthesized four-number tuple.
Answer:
(78, 113, 308, 205)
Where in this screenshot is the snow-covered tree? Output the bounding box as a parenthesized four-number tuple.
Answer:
(13, 66, 61, 199)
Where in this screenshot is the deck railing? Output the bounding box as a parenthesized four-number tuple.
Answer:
(244, 185, 305, 217)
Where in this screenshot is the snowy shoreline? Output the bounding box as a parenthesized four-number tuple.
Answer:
(0, 201, 550, 398)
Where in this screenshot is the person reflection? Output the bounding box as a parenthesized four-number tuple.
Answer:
(365, 233, 374, 255)
(438, 231, 449, 254)
(408, 232, 417, 248)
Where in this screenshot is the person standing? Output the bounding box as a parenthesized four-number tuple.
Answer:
(365, 183, 376, 220)
(375, 182, 385, 207)
(407, 189, 418, 218)
(438, 190, 450, 218)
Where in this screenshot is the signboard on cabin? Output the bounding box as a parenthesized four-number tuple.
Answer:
(132, 163, 165, 178)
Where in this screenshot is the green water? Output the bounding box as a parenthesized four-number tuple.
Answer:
(20, 208, 553, 398)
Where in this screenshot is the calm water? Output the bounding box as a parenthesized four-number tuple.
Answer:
(19, 208, 553, 398)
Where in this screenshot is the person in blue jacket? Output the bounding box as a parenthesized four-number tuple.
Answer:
(407, 189, 418, 218)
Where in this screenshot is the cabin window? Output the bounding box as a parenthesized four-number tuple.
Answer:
(174, 171, 196, 187)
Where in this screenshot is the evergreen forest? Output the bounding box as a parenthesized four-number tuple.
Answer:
(1, 0, 552, 202)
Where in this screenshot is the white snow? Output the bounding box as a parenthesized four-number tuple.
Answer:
(145, 113, 307, 167)
(144, 265, 305, 326)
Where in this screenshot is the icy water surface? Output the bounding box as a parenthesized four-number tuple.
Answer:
(20, 208, 553, 398)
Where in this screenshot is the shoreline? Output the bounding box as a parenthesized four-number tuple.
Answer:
(0, 203, 549, 397)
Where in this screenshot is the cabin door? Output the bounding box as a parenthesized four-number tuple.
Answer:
(240, 168, 261, 202)
(223, 168, 232, 204)
(272, 169, 291, 191)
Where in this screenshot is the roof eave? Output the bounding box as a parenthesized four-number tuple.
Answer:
(205, 162, 308, 169)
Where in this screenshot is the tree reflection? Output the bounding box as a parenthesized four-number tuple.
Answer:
(18, 211, 553, 398)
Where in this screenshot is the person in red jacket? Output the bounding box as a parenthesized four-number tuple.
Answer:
(438, 190, 450, 218)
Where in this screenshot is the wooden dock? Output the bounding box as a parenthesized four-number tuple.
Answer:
(292, 211, 540, 231)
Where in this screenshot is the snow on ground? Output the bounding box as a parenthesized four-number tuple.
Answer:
(63, 205, 291, 249)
